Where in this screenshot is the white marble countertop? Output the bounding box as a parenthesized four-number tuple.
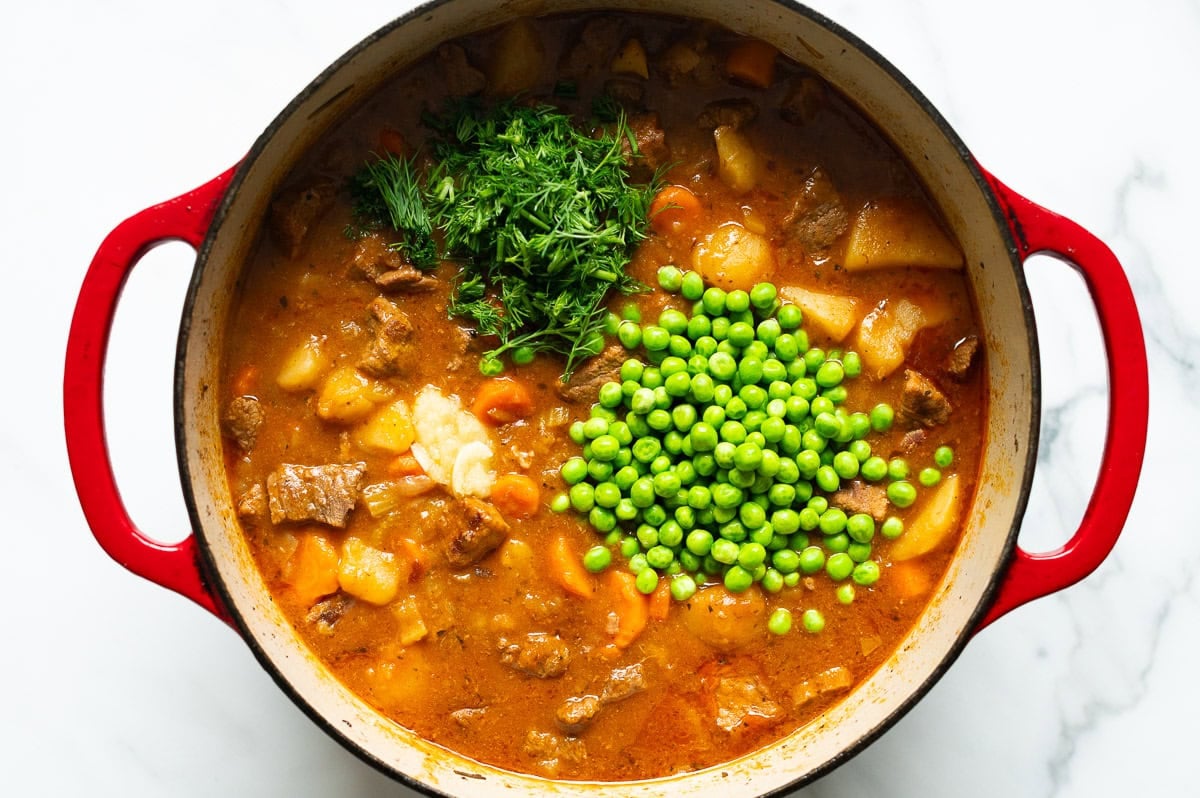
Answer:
(3, 0, 1189, 794)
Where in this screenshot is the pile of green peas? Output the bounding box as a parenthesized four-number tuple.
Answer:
(551, 266, 953, 632)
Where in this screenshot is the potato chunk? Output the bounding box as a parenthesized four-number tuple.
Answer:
(355, 400, 415, 454)
(338, 537, 403, 605)
(713, 125, 761, 194)
(777, 286, 861, 343)
(316, 367, 394, 424)
(854, 298, 950, 379)
(488, 19, 544, 95)
(681, 586, 766, 650)
(611, 38, 649, 79)
(692, 222, 776, 291)
(276, 336, 328, 392)
(890, 475, 963, 561)
(844, 198, 963, 271)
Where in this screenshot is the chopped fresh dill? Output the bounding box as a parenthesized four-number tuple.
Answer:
(348, 99, 659, 379)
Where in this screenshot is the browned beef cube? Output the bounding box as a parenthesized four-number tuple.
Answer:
(712, 675, 780, 733)
(625, 112, 669, 170)
(269, 180, 335, 258)
(359, 297, 415, 378)
(266, 462, 366, 528)
(555, 695, 602, 734)
(447, 497, 510, 567)
(784, 167, 849, 255)
(945, 334, 980, 379)
(499, 632, 571, 679)
(236, 483, 266, 518)
(697, 98, 759, 130)
(556, 344, 627, 403)
(900, 369, 952, 428)
(829, 480, 889, 522)
(222, 395, 264, 452)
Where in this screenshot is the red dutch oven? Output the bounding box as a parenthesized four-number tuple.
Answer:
(64, 1, 1148, 795)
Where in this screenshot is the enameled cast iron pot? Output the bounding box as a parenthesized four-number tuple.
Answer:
(64, 1, 1149, 794)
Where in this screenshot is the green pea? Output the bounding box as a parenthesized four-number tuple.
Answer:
(479, 356, 504, 376)
(616, 319, 642, 349)
(764, 607, 792, 635)
(550, 492, 571, 513)
(670, 573, 698, 602)
(569, 421, 586, 444)
(801, 608, 825, 634)
(635, 567, 660, 595)
(694, 335, 718, 357)
(643, 504, 668, 526)
(738, 357, 764, 385)
(755, 319, 781, 348)
(815, 360, 844, 388)
(855, 456, 885, 483)
(792, 377, 818, 400)
(710, 316, 731, 341)
(708, 351, 737, 381)
(702, 286, 727, 315)
(733, 442, 763, 472)
(725, 289, 751, 313)
(736, 542, 767, 569)
(665, 371, 692, 398)
(642, 325, 670, 352)
(919, 467, 942, 487)
(826, 552, 854, 581)
(597, 381, 623, 409)
(629, 476, 656, 508)
(935, 445, 955, 468)
(669, 335, 693, 358)
(749, 282, 778, 311)
(646, 409, 672, 432)
(589, 506, 616, 532)
(658, 265, 683, 292)
(569, 482, 595, 512)
(644, 544, 673, 569)
(870, 403, 895, 432)
(740, 385, 767, 411)
(684, 528, 713, 557)
(775, 304, 802, 330)
(770, 508, 800, 535)
(826, 452, 856, 482)
(887, 480, 917, 508)
(724, 565, 754, 593)
(888, 458, 910, 480)
(852, 560, 880, 586)
(841, 351, 862, 378)
(678, 270, 704, 301)
(582, 417, 608, 440)
(591, 434, 621, 462)
(615, 498, 638, 522)
(798, 546, 826, 574)
(725, 321, 752, 348)
(641, 366, 664, 389)
(815, 465, 840, 493)
(583, 545, 613, 573)
(836, 583, 856, 604)
(512, 345, 537, 366)
(817, 506, 846, 535)
(844, 513, 874, 544)
(881, 516, 904, 539)
(560, 457, 588, 485)
(739, 502, 767, 530)
(711, 538, 740, 564)
(659, 309, 689, 336)
(594, 481, 622, 509)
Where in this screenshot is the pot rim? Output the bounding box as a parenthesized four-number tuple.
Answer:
(174, 0, 1041, 793)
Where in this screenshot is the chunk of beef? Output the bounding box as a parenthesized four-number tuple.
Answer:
(222, 395, 264, 452)
(603, 77, 644, 105)
(791, 666, 853, 709)
(358, 297, 415, 378)
(555, 695, 602, 734)
(623, 112, 669, 171)
(900, 369, 952, 428)
(523, 730, 586, 771)
(784, 167, 848, 255)
(697, 98, 758, 131)
(447, 497, 510, 567)
(499, 632, 571, 679)
(350, 236, 438, 293)
(437, 43, 486, 96)
(712, 675, 780, 733)
(236, 483, 266, 518)
(269, 180, 335, 258)
(555, 663, 647, 733)
(266, 462, 366, 528)
(556, 344, 627, 403)
(305, 592, 354, 636)
(559, 17, 623, 78)
(829, 480, 889, 523)
(779, 75, 828, 125)
(897, 428, 927, 454)
(945, 334, 980, 379)
(450, 707, 488, 728)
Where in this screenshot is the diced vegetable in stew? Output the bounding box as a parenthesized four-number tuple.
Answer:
(221, 11, 986, 783)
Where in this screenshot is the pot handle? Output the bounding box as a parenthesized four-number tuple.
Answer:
(64, 167, 238, 624)
(976, 168, 1148, 628)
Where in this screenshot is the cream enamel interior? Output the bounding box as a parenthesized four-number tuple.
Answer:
(178, 1, 1035, 794)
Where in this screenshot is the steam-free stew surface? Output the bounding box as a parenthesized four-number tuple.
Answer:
(221, 13, 985, 781)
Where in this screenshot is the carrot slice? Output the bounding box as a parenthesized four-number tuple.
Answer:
(649, 184, 704, 236)
(648, 578, 672, 622)
(611, 571, 649, 648)
(378, 128, 407, 157)
(285, 532, 340, 607)
(550, 533, 595, 598)
(491, 473, 541, 519)
(726, 39, 778, 88)
(387, 453, 425, 478)
(470, 378, 534, 425)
